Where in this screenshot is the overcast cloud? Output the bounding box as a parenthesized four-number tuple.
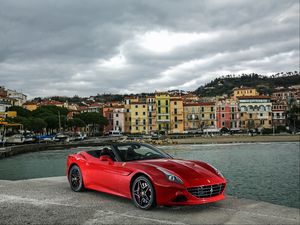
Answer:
(0, 0, 299, 98)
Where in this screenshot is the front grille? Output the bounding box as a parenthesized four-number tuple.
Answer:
(187, 183, 225, 198)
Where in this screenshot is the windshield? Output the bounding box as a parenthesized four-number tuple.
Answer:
(115, 143, 170, 162)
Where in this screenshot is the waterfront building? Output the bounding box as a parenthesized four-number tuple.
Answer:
(233, 87, 259, 100)
(22, 102, 38, 111)
(199, 102, 217, 130)
(183, 102, 201, 131)
(238, 96, 272, 131)
(39, 100, 64, 107)
(216, 98, 240, 130)
(155, 93, 170, 133)
(271, 101, 287, 128)
(170, 96, 184, 133)
(130, 100, 148, 134)
(124, 96, 139, 134)
(146, 96, 157, 134)
(112, 106, 125, 132)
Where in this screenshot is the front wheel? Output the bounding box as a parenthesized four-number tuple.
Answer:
(132, 176, 156, 210)
(68, 165, 84, 192)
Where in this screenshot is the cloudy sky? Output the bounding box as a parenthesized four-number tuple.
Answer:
(0, 0, 299, 98)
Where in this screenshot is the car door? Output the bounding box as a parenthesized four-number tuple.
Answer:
(88, 146, 131, 194)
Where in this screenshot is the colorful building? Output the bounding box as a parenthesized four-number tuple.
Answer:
(130, 101, 148, 134)
(22, 102, 38, 111)
(216, 98, 240, 130)
(146, 96, 157, 134)
(183, 102, 201, 131)
(199, 102, 216, 129)
(170, 96, 184, 133)
(238, 96, 272, 131)
(233, 87, 259, 100)
(155, 93, 170, 133)
(113, 106, 125, 132)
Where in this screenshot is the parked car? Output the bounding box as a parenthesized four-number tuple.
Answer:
(67, 142, 226, 210)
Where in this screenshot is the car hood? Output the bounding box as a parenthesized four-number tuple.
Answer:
(136, 158, 223, 185)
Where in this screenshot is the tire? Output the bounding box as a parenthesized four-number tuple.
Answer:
(132, 175, 156, 210)
(68, 165, 84, 192)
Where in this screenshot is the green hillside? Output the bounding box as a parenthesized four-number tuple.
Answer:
(195, 72, 300, 97)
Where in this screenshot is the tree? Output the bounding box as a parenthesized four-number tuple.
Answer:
(44, 116, 59, 132)
(67, 118, 86, 131)
(27, 118, 47, 133)
(7, 106, 31, 117)
(75, 112, 108, 135)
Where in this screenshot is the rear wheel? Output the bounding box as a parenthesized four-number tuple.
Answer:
(68, 165, 84, 192)
(132, 176, 156, 210)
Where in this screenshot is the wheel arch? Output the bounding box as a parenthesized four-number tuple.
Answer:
(129, 172, 156, 198)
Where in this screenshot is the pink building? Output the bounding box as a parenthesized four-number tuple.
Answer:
(216, 99, 240, 130)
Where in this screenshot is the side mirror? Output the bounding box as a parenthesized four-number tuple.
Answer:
(99, 155, 114, 164)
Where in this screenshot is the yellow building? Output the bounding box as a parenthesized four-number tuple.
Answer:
(183, 102, 201, 131)
(22, 102, 38, 111)
(146, 96, 157, 134)
(199, 102, 216, 129)
(238, 96, 272, 131)
(155, 93, 170, 133)
(130, 101, 148, 134)
(170, 96, 184, 133)
(124, 96, 137, 134)
(233, 87, 259, 100)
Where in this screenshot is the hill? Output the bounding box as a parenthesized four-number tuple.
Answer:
(194, 71, 300, 97)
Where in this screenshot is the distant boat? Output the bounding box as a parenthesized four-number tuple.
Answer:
(5, 134, 25, 144)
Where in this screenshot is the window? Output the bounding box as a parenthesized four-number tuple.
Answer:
(175, 124, 178, 128)
(222, 122, 225, 126)
(202, 114, 204, 118)
(174, 101, 177, 105)
(231, 114, 235, 119)
(211, 121, 214, 125)
(143, 105, 145, 108)
(143, 119, 146, 125)
(158, 107, 161, 113)
(249, 113, 252, 119)
(221, 107, 224, 111)
(135, 119, 138, 125)
(201, 107, 204, 112)
(260, 113, 263, 117)
(149, 118, 152, 124)
(136, 127, 138, 130)
(158, 100, 161, 106)
(222, 113, 225, 118)
(143, 127, 146, 130)
(143, 112, 146, 116)
(150, 126, 152, 130)
(166, 100, 169, 105)
(175, 116, 178, 122)
(135, 105, 138, 108)
(116, 113, 118, 117)
(211, 107, 214, 112)
(166, 107, 169, 113)
(231, 107, 235, 112)
(174, 108, 177, 114)
(116, 121, 119, 126)
(158, 116, 161, 120)
(166, 115, 169, 119)
(241, 113, 244, 117)
(129, 126, 132, 130)
(135, 112, 138, 116)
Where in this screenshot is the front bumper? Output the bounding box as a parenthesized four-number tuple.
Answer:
(155, 182, 226, 206)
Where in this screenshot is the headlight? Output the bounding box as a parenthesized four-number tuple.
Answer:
(157, 168, 183, 184)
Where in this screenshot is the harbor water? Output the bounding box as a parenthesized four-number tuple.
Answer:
(0, 142, 299, 208)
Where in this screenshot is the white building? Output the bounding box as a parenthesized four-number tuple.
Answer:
(6, 89, 27, 106)
(113, 107, 125, 132)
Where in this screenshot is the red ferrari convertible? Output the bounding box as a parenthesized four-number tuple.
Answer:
(66, 142, 226, 209)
